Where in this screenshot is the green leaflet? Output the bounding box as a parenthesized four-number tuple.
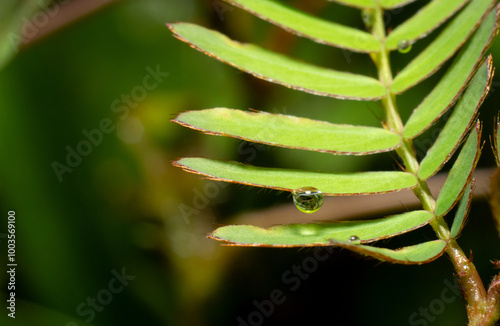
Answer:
(167, 23, 386, 100)
(391, 0, 496, 94)
(379, 0, 419, 8)
(417, 59, 491, 180)
(385, 0, 470, 50)
(494, 113, 500, 166)
(173, 108, 401, 155)
(328, 0, 417, 9)
(403, 9, 498, 139)
(173, 158, 418, 195)
(328, 240, 447, 265)
(209, 210, 434, 246)
(451, 180, 473, 239)
(435, 123, 482, 217)
(224, 0, 381, 52)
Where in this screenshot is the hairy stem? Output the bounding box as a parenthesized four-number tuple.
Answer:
(371, 5, 489, 324)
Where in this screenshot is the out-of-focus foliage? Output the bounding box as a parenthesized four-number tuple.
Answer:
(0, 0, 499, 325)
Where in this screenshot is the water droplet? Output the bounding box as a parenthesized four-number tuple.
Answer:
(292, 187, 324, 213)
(397, 40, 412, 53)
(348, 235, 361, 244)
(361, 9, 374, 28)
(293, 224, 319, 236)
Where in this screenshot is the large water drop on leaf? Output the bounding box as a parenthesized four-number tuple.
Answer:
(397, 40, 412, 53)
(293, 186, 324, 213)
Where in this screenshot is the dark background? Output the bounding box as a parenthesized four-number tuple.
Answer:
(0, 0, 499, 325)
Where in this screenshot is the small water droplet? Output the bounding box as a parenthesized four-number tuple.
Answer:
(361, 9, 374, 28)
(292, 186, 324, 213)
(397, 40, 412, 53)
(348, 235, 361, 244)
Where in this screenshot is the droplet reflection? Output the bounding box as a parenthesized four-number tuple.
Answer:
(292, 187, 324, 213)
(348, 235, 361, 244)
(361, 10, 374, 28)
(397, 39, 412, 53)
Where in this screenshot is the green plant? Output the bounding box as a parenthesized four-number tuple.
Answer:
(168, 0, 500, 324)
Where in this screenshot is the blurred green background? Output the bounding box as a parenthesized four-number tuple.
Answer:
(0, 0, 500, 325)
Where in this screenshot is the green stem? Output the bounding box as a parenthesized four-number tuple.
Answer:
(371, 5, 489, 324)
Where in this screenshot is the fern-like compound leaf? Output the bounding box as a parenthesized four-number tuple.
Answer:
(168, 23, 386, 100)
(173, 158, 418, 195)
(418, 59, 492, 180)
(208, 211, 434, 246)
(223, 0, 381, 52)
(435, 123, 482, 217)
(403, 9, 498, 139)
(391, 0, 496, 94)
(173, 108, 401, 155)
(385, 0, 470, 50)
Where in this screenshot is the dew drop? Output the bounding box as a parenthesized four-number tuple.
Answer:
(397, 40, 412, 53)
(348, 235, 361, 244)
(361, 9, 374, 28)
(292, 186, 324, 213)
